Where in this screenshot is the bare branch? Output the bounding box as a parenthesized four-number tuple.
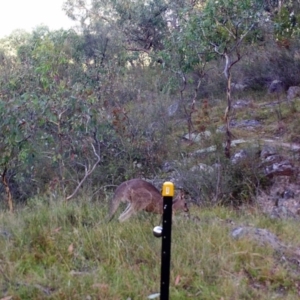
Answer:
(58, 108, 68, 120)
(66, 142, 101, 201)
(228, 23, 256, 53)
(124, 46, 150, 54)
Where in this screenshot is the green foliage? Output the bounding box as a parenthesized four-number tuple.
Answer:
(114, 0, 168, 51)
(273, 6, 300, 40)
(0, 95, 37, 200)
(0, 46, 174, 202)
(0, 23, 136, 202)
(200, 0, 264, 51)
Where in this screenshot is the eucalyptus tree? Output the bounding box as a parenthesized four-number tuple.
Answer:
(191, 0, 265, 157)
(0, 26, 111, 205)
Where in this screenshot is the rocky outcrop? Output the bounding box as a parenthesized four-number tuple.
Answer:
(231, 226, 300, 272)
(257, 178, 300, 220)
(268, 80, 286, 93)
(223, 142, 298, 219)
(287, 86, 300, 101)
(256, 144, 299, 219)
(260, 145, 295, 178)
(231, 83, 248, 91)
(231, 226, 286, 250)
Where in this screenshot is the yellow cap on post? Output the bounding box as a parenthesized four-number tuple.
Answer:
(162, 181, 175, 197)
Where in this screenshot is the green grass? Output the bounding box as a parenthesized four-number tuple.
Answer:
(1, 200, 300, 299)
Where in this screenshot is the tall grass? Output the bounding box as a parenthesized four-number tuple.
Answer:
(0, 199, 300, 299)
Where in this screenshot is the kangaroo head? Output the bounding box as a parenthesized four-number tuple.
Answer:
(172, 189, 189, 213)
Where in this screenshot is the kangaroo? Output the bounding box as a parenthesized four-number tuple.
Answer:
(108, 179, 189, 222)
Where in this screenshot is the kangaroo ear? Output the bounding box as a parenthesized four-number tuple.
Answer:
(178, 189, 184, 198)
(172, 189, 183, 203)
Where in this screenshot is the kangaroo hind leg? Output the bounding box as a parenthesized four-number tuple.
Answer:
(107, 198, 121, 222)
(118, 203, 136, 222)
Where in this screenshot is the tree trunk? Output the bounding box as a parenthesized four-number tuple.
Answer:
(224, 52, 232, 158)
(1, 167, 13, 212)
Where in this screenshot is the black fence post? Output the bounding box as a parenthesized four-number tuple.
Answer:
(160, 181, 174, 300)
